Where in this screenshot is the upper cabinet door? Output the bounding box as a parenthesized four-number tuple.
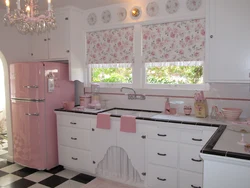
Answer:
(48, 11, 70, 60)
(31, 33, 49, 60)
(206, 0, 250, 83)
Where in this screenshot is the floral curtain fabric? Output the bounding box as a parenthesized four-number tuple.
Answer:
(142, 19, 206, 64)
(87, 27, 134, 67)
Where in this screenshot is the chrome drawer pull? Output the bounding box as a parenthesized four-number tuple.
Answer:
(157, 177, 166, 181)
(25, 113, 39, 116)
(157, 153, 167, 157)
(24, 85, 39, 89)
(157, 134, 167, 137)
(71, 137, 77, 140)
(192, 138, 202, 142)
(70, 122, 77, 125)
(192, 158, 203, 162)
(72, 157, 78, 160)
(191, 185, 201, 188)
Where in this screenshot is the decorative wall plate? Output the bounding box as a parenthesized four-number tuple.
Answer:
(87, 13, 97, 26)
(146, 2, 159, 17)
(117, 8, 127, 22)
(186, 0, 202, 11)
(166, 0, 180, 14)
(102, 10, 111, 24)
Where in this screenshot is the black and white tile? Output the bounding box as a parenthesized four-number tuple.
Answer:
(0, 162, 96, 188)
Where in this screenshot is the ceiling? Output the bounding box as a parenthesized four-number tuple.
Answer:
(0, 0, 138, 10)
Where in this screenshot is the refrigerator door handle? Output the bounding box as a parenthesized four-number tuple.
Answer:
(24, 85, 39, 89)
(25, 113, 40, 116)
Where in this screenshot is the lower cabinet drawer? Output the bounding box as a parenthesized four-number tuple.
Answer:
(148, 164, 177, 188)
(58, 126, 90, 150)
(180, 144, 203, 173)
(58, 146, 93, 173)
(179, 170, 203, 188)
(57, 114, 91, 130)
(148, 139, 178, 168)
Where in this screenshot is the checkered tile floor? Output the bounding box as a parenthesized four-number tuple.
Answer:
(0, 161, 96, 188)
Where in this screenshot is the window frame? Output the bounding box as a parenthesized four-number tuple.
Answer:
(85, 20, 209, 91)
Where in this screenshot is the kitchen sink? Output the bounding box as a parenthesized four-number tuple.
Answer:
(104, 109, 160, 118)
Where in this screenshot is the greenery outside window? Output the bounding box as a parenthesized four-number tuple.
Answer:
(91, 65, 133, 84)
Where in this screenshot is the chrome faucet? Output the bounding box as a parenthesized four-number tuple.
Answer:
(120, 87, 136, 95)
(120, 87, 146, 100)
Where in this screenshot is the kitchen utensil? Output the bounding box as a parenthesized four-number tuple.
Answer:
(222, 108, 242, 121)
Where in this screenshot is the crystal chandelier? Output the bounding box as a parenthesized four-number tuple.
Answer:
(3, 0, 56, 34)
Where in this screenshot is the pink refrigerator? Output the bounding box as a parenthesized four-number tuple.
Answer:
(10, 62, 74, 170)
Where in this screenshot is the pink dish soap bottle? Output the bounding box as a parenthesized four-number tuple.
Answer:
(165, 98, 171, 115)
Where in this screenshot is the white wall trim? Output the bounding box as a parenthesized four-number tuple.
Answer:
(0, 51, 13, 161)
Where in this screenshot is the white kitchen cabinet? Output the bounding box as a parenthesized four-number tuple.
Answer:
(179, 170, 203, 188)
(31, 7, 84, 82)
(90, 120, 117, 170)
(117, 129, 146, 179)
(31, 33, 49, 60)
(49, 11, 70, 60)
(31, 10, 69, 60)
(206, 0, 250, 83)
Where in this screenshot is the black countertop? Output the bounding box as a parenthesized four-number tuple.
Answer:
(54, 107, 250, 161)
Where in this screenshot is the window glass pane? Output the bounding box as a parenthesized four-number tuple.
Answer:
(92, 67, 132, 83)
(146, 65, 203, 85)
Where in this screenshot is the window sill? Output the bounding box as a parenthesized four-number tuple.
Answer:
(143, 83, 210, 91)
(87, 83, 210, 91)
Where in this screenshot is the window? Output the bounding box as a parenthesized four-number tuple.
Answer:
(86, 19, 207, 89)
(142, 19, 206, 86)
(87, 27, 134, 84)
(91, 66, 132, 84)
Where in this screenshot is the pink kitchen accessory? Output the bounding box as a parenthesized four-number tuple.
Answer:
(97, 113, 111, 130)
(120, 115, 136, 133)
(222, 108, 242, 121)
(63, 101, 75, 110)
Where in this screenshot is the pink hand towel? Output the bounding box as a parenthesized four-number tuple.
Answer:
(97, 113, 111, 130)
(120, 115, 136, 133)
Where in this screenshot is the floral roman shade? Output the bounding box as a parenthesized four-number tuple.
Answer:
(87, 27, 134, 67)
(142, 19, 206, 66)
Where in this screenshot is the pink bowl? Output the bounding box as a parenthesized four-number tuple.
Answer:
(63, 101, 75, 110)
(222, 108, 242, 121)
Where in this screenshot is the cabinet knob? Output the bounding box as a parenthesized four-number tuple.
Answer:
(142, 172, 146, 176)
(65, 17, 69, 20)
(93, 161, 96, 164)
(31, 53, 33, 56)
(92, 128, 95, 131)
(210, 35, 213, 38)
(44, 39, 47, 41)
(141, 135, 146, 139)
(66, 50, 70, 53)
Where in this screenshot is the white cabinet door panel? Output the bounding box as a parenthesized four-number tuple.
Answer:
(31, 33, 48, 60)
(49, 11, 69, 59)
(207, 0, 250, 82)
(117, 131, 145, 180)
(90, 122, 117, 170)
(148, 139, 178, 168)
(58, 126, 90, 150)
(59, 146, 93, 173)
(179, 170, 203, 188)
(180, 144, 203, 173)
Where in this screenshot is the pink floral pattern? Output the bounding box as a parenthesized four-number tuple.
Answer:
(87, 27, 134, 65)
(142, 19, 205, 63)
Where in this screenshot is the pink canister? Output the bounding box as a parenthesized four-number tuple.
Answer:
(80, 95, 91, 107)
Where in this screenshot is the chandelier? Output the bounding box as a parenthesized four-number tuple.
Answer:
(3, 0, 56, 34)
